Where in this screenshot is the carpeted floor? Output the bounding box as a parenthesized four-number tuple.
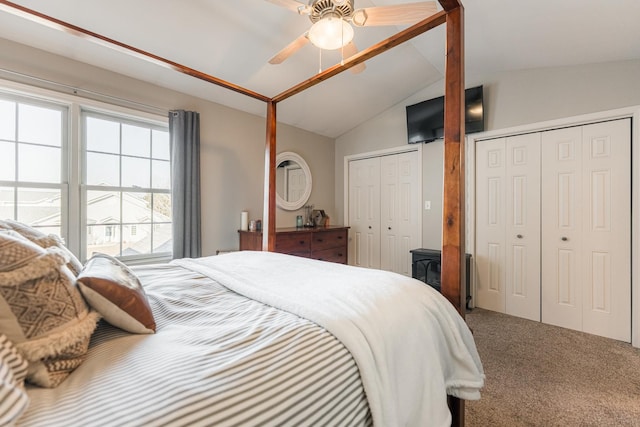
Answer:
(464, 308, 640, 426)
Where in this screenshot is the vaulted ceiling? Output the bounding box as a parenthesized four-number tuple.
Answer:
(1, 0, 639, 138)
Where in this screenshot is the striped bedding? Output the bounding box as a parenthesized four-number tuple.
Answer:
(19, 263, 372, 427)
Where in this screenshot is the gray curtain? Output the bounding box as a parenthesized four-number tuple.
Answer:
(169, 110, 201, 259)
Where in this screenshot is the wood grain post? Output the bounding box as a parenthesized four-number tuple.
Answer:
(440, 4, 466, 427)
(440, 4, 466, 317)
(263, 101, 277, 252)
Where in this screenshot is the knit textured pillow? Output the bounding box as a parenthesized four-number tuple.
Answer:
(0, 231, 100, 388)
(0, 220, 83, 276)
(77, 253, 156, 334)
(0, 334, 29, 425)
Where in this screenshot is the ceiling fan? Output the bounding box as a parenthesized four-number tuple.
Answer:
(266, 0, 438, 73)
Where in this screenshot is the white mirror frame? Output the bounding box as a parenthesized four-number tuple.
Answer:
(275, 151, 312, 211)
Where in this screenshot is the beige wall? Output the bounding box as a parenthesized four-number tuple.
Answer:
(335, 59, 640, 250)
(0, 38, 336, 256)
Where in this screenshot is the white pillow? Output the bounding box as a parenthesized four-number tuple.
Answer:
(77, 254, 156, 334)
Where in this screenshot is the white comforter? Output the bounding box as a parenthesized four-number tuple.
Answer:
(174, 251, 484, 427)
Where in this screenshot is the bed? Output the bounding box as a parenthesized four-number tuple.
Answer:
(2, 240, 483, 427)
(1, 1, 474, 425)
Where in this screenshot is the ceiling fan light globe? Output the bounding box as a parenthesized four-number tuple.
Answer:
(308, 16, 354, 50)
(351, 9, 367, 27)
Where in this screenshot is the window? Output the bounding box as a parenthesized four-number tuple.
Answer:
(83, 112, 171, 260)
(0, 86, 171, 264)
(0, 96, 67, 238)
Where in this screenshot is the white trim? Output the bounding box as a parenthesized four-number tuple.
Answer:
(0, 78, 167, 125)
(0, 69, 167, 117)
(467, 105, 640, 348)
(465, 135, 475, 308)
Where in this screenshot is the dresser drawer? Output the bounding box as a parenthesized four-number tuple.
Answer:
(310, 229, 347, 251)
(311, 247, 347, 264)
(275, 232, 311, 255)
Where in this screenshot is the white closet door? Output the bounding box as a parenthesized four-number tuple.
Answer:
(380, 155, 398, 272)
(542, 119, 631, 341)
(380, 152, 419, 275)
(348, 157, 381, 269)
(541, 126, 584, 332)
(580, 119, 630, 341)
(475, 138, 506, 312)
(505, 133, 541, 321)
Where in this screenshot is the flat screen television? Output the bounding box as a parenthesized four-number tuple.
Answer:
(406, 85, 484, 144)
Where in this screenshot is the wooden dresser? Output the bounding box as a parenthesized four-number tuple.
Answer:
(238, 226, 349, 264)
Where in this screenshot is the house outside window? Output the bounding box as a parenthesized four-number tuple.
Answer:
(0, 84, 172, 264)
(0, 95, 67, 239)
(83, 111, 171, 261)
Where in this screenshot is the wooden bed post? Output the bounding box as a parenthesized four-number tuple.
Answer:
(439, 1, 466, 317)
(439, 2, 466, 426)
(263, 100, 277, 252)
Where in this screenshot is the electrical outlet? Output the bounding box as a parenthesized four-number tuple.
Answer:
(424, 200, 431, 210)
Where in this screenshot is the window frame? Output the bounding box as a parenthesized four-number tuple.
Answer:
(0, 91, 70, 245)
(81, 109, 172, 265)
(0, 79, 171, 265)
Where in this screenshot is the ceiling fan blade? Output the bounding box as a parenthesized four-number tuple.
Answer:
(268, 33, 310, 64)
(264, 0, 310, 14)
(343, 42, 366, 74)
(352, 2, 438, 27)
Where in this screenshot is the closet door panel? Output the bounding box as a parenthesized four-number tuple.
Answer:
(349, 157, 381, 269)
(395, 152, 420, 276)
(380, 152, 419, 275)
(581, 119, 630, 341)
(475, 138, 506, 312)
(505, 133, 541, 321)
(380, 155, 398, 272)
(541, 127, 583, 332)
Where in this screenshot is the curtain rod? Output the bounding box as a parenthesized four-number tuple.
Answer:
(0, 67, 168, 116)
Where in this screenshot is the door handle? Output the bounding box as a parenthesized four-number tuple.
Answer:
(516, 234, 523, 239)
(388, 227, 392, 230)
(561, 237, 568, 241)
(368, 226, 372, 229)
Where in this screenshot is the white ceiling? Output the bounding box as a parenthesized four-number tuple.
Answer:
(0, 0, 639, 138)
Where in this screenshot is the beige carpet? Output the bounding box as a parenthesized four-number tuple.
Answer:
(464, 308, 640, 426)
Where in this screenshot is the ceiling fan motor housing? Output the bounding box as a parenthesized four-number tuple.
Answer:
(308, 0, 354, 22)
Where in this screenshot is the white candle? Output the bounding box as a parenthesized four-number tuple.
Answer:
(240, 211, 249, 231)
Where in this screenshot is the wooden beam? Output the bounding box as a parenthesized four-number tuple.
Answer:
(438, 0, 464, 12)
(440, 7, 466, 426)
(273, 10, 446, 103)
(0, 0, 270, 103)
(440, 5, 465, 317)
(262, 101, 277, 252)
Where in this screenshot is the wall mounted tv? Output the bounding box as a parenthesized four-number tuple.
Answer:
(406, 85, 484, 144)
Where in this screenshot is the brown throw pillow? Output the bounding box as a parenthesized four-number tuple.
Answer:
(77, 254, 156, 334)
(0, 231, 100, 388)
(0, 219, 83, 276)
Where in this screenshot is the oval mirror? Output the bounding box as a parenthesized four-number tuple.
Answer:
(275, 152, 312, 211)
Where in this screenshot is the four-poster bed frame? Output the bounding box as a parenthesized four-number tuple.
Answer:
(0, 0, 467, 423)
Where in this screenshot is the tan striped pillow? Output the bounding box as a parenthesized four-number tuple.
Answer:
(0, 334, 29, 425)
